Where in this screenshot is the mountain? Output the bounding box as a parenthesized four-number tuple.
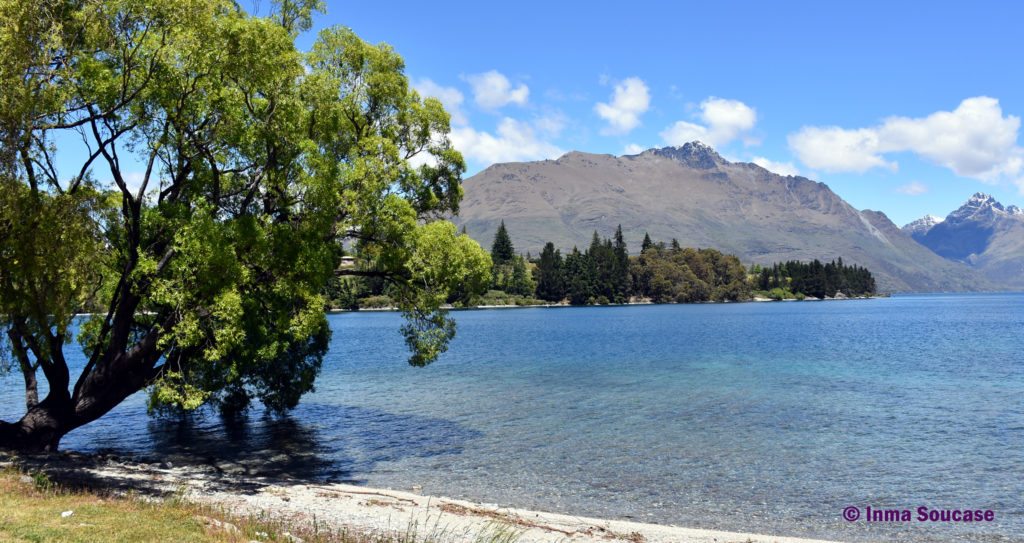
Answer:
(908, 193, 1024, 289)
(455, 142, 987, 292)
(901, 215, 944, 242)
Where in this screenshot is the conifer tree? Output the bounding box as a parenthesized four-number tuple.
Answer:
(490, 221, 515, 265)
(565, 247, 594, 305)
(613, 225, 631, 302)
(535, 242, 566, 301)
(641, 232, 653, 253)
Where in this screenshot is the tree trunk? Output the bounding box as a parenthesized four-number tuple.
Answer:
(0, 396, 75, 452)
(0, 348, 165, 454)
(0, 315, 168, 453)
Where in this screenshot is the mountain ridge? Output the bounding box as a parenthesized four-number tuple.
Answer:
(455, 142, 989, 292)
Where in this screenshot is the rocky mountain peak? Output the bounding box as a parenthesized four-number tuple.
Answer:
(651, 141, 725, 169)
(948, 192, 1009, 223)
(902, 214, 945, 238)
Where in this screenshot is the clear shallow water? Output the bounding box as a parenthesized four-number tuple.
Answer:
(2, 294, 1023, 542)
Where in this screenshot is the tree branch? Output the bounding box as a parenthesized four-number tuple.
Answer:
(6, 327, 39, 410)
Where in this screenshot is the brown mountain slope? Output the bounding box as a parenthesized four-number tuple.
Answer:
(454, 142, 987, 292)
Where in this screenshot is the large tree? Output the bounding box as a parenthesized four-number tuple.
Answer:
(534, 242, 565, 302)
(0, 0, 490, 451)
(489, 220, 515, 266)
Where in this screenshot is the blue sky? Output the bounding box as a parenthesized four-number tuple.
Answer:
(298, 0, 1024, 226)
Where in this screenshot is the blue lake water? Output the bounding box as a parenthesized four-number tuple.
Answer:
(2, 294, 1023, 542)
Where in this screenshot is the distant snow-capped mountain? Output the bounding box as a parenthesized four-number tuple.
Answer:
(901, 214, 945, 241)
(910, 193, 1024, 289)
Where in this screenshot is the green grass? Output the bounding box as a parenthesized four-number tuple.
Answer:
(0, 468, 521, 543)
(0, 469, 237, 542)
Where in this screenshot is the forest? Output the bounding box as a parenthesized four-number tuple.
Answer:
(326, 222, 878, 309)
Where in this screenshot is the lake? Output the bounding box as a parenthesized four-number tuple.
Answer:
(2, 294, 1022, 542)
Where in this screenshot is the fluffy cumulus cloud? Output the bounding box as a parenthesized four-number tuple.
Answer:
(623, 143, 645, 155)
(787, 126, 894, 173)
(896, 181, 929, 195)
(412, 78, 467, 126)
(789, 97, 1024, 182)
(751, 156, 800, 177)
(465, 70, 529, 110)
(660, 97, 757, 147)
(451, 118, 563, 165)
(594, 77, 650, 135)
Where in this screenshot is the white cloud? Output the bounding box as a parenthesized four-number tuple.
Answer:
(788, 126, 895, 173)
(660, 120, 709, 147)
(124, 171, 146, 194)
(751, 156, 800, 177)
(451, 117, 563, 165)
(465, 70, 529, 110)
(413, 78, 467, 126)
(533, 112, 567, 138)
(896, 181, 929, 195)
(107, 171, 156, 202)
(1016, 177, 1024, 195)
(623, 143, 645, 155)
(661, 97, 757, 147)
(789, 97, 1024, 182)
(594, 77, 650, 135)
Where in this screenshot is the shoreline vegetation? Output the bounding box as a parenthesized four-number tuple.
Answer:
(328, 293, 888, 314)
(1, 452, 842, 543)
(326, 222, 880, 312)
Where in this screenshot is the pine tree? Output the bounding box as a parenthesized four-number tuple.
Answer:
(613, 225, 630, 302)
(490, 221, 515, 265)
(565, 247, 594, 305)
(589, 230, 602, 254)
(535, 242, 566, 301)
(641, 232, 653, 253)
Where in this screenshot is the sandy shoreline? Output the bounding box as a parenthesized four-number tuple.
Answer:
(4, 452, 841, 543)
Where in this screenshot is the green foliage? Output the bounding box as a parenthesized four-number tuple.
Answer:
(396, 221, 491, 366)
(147, 371, 211, 413)
(0, 179, 107, 368)
(323, 276, 362, 310)
(0, 0, 491, 430)
(489, 221, 515, 266)
(630, 243, 750, 303)
(534, 242, 565, 302)
(31, 471, 52, 492)
(481, 225, 878, 308)
(755, 258, 876, 298)
(475, 290, 543, 307)
(564, 247, 594, 305)
(358, 295, 395, 309)
(491, 255, 534, 296)
(508, 256, 536, 296)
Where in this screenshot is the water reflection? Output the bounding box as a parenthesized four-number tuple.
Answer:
(85, 402, 483, 484)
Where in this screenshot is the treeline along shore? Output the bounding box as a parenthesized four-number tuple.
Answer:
(325, 222, 878, 310)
